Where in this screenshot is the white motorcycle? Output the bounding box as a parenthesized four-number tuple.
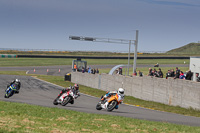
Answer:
(53, 89, 75, 106)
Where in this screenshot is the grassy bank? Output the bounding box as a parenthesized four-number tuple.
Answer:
(0, 101, 200, 133)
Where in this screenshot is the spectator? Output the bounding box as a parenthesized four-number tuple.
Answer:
(196, 73, 200, 82)
(138, 70, 143, 77)
(174, 67, 180, 79)
(115, 69, 119, 74)
(157, 68, 163, 78)
(88, 67, 91, 73)
(93, 68, 96, 74)
(148, 68, 153, 76)
(96, 68, 99, 74)
(73, 63, 77, 72)
(166, 70, 171, 79)
(119, 67, 123, 75)
(153, 69, 159, 77)
(170, 69, 175, 77)
(133, 71, 137, 76)
(185, 70, 193, 80)
(82, 67, 85, 73)
(179, 71, 185, 79)
(91, 68, 93, 74)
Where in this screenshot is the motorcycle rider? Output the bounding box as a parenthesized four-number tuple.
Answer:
(7, 79, 21, 93)
(58, 83, 80, 104)
(101, 88, 125, 109)
(72, 83, 80, 99)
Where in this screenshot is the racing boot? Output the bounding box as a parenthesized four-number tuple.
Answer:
(104, 102, 109, 109)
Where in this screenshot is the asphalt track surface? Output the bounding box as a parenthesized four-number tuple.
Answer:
(1, 74, 200, 127)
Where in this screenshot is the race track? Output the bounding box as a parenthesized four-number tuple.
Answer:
(1, 75, 200, 127)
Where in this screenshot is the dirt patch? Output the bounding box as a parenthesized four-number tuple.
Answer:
(22, 118, 35, 124)
(56, 117, 67, 121)
(26, 126, 35, 130)
(81, 128, 92, 132)
(94, 118, 106, 121)
(111, 124, 120, 128)
(14, 125, 21, 128)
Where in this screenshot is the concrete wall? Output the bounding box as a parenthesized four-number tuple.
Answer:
(71, 72, 200, 110)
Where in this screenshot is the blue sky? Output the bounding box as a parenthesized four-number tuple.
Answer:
(0, 0, 199, 52)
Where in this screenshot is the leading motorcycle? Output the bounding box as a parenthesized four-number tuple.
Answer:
(96, 93, 123, 112)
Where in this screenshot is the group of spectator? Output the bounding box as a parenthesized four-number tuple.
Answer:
(147, 68, 164, 78)
(132, 70, 143, 77)
(165, 67, 193, 80)
(82, 67, 99, 74)
(73, 63, 99, 74)
(146, 66, 198, 81)
(75, 63, 200, 82)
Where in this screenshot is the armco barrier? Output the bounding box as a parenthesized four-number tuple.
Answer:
(71, 72, 200, 110)
(0, 54, 17, 58)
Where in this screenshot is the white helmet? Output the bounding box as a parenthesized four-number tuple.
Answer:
(15, 79, 20, 83)
(118, 88, 124, 95)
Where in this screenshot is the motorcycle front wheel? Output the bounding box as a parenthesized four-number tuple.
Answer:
(5, 90, 14, 98)
(53, 98, 59, 105)
(96, 102, 102, 110)
(61, 96, 71, 106)
(107, 101, 118, 112)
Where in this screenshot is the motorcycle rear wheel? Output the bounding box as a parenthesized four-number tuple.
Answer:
(107, 101, 118, 112)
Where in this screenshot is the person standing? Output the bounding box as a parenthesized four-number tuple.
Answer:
(170, 69, 175, 77)
(158, 68, 163, 78)
(185, 70, 193, 80)
(96, 68, 99, 74)
(179, 71, 185, 79)
(166, 70, 171, 79)
(174, 67, 180, 79)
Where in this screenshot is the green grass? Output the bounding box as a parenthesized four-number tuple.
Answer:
(0, 58, 189, 67)
(0, 101, 200, 133)
(1, 71, 199, 118)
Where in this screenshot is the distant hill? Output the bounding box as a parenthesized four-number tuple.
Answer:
(167, 43, 200, 54)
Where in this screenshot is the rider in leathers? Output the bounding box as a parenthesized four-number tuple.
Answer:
(7, 79, 21, 93)
(101, 88, 125, 109)
(58, 84, 80, 104)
